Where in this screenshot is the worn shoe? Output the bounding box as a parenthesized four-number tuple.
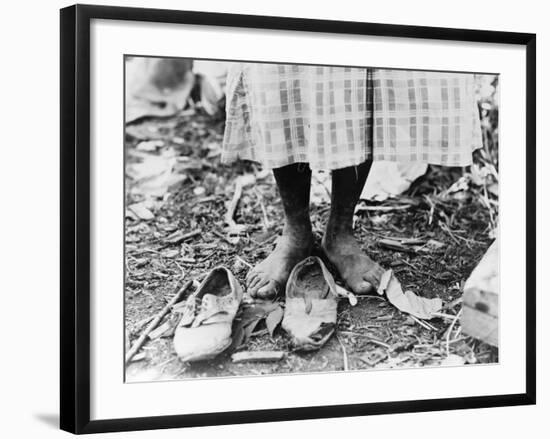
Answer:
(281, 256, 339, 351)
(173, 267, 243, 362)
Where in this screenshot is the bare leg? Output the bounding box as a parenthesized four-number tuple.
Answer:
(322, 161, 385, 294)
(246, 163, 314, 298)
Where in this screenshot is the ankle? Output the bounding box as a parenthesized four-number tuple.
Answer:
(282, 220, 312, 245)
(324, 220, 353, 243)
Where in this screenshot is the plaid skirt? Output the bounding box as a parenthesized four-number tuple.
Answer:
(222, 63, 483, 170)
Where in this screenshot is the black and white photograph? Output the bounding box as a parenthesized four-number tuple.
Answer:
(124, 57, 500, 381)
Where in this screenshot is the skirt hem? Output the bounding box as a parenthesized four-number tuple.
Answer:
(221, 147, 480, 170)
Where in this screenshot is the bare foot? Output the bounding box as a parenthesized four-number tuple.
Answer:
(322, 233, 385, 294)
(246, 232, 313, 299)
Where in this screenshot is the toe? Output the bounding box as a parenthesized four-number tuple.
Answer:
(248, 276, 270, 297)
(248, 273, 265, 290)
(353, 279, 374, 295)
(256, 280, 279, 299)
(366, 264, 385, 288)
(246, 271, 259, 286)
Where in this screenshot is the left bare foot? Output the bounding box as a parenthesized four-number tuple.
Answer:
(321, 232, 385, 294)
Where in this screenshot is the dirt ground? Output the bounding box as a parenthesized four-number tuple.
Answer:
(124, 101, 499, 382)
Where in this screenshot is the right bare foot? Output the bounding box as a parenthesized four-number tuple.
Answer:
(246, 231, 313, 299)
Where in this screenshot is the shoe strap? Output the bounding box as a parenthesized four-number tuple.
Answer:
(192, 293, 239, 327)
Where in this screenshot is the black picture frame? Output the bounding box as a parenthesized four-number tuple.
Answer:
(60, 3, 536, 434)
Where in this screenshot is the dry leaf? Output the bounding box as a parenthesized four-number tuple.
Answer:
(230, 301, 281, 349)
(377, 269, 442, 319)
(265, 306, 284, 336)
(242, 318, 262, 343)
(128, 202, 154, 220)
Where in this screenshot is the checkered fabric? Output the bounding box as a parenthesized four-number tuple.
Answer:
(222, 63, 483, 170)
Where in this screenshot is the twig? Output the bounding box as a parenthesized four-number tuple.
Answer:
(338, 331, 390, 349)
(249, 233, 278, 250)
(356, 204, 411, 213)
(336, 335, 349, 371)
(431, 311, 458, 320)
(439, 222, 461, 246)
(482, 183, 497, 231)
(225, 176, 252, 232)
(131, 248, 163, 255)
(163, 229, 201, 245)
(231, 351, 285, 363)
(212, 229, 233, 244)
(410, 315, 435, 331)
(445, 309, 463, 356)
(235, 255, 253, 269)
(447, 336, 467, 345)
(254, 187, 271, 230)
(399, 259, 443, 281)
(125, 278, 193, 365)
(424, 319, 438, 331)
(424, 195, 435, 226)
(378, 238, 418, 254)
(453, 327, 462, 340)
(197, 195, 217, 203)
(312, 171, 332, 198)
(133, 315, 155, 332)
(172, 260, 185, 277)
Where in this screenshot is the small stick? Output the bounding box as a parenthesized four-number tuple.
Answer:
(125, 278, 193, 365)
(249, 233, 278, 250)
(163, 229, 201, 245)
(445, 309, 463, 356)
(425, 320, 438, 331)
(356, 205, 411, 212)
(336, 335, 349, 371)
(254, 188, 271, 230)
(172, 260, 185, 277)
(439, 222, 461, 246)
(453, 327, 462, 340)
(338, 331, 390, 349)
(225, 176, 254, 232)
(312, 172, 332, 198)
(133, 314, 155, 331)
(235, 255, 253, 269)
(410, 315, 434, 331)
(231, 351, 285, 363)
(225, 178, 243, 225)
(212, 229, 233, 244)
(431, 311, 458, 320)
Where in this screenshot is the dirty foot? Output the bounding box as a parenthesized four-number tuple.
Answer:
(322, 233, 385, 294)
(246, 232, 313, 299)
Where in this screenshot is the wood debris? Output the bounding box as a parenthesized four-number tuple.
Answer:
(231, 351, 285, 363)
(163, 229, 201, 245)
